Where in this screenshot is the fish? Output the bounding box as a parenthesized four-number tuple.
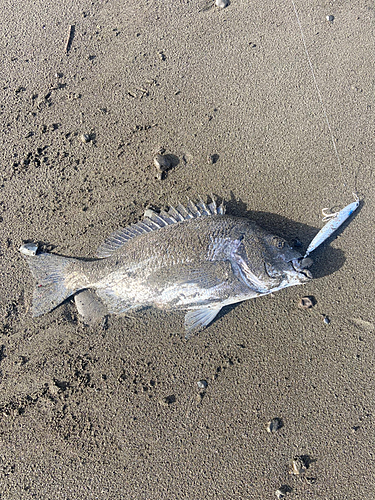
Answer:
(21, 198, 312, 335)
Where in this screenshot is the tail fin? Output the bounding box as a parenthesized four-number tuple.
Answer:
(23, 252, 80, 317)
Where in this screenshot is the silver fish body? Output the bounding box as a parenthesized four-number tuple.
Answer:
(22, 199, 312, 334)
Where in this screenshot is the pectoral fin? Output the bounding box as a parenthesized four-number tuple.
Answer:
(184, 306, 222, 338)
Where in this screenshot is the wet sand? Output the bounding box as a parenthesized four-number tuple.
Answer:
(0, 1, 374, 498)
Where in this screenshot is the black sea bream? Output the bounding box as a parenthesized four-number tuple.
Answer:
(22, 199, 312, 334)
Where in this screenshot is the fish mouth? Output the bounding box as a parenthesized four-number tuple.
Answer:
(291, 258, 313, 279)
(265, 257, 313, 282)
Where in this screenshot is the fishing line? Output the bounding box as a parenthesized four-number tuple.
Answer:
(289, 0, 349, 195)
(289, 1, 360, 256)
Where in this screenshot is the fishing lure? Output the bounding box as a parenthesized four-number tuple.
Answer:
(304, 195, 359, 258)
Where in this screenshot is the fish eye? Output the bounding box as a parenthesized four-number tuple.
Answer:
(272, 236, 285, 249)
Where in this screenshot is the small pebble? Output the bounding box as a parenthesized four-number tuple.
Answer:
(275, 486, 291, 498)
(197, 380, 208, 390)
(290, 456, 307, 475)
(326, 15, 334, 22)
(19, 242, 39, 256)
(215, 0, 229, 8)
(298, 296, 314, 309)
(207, 154, 219, 164)
(154, 154, 172, 172)
(267, 417, 283, 433)
(322, 315, 330, 324)
(48, 380, 61, 396)
(81, 133, 91, 143)
(159, 395, 176, 406)
(154, 153, 175, 180)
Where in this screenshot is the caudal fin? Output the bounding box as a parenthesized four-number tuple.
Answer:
(22, 252, 80, 317)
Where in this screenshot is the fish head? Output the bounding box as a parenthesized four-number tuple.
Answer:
(233, 228, 312, 293)
(264, 234, 312, 285)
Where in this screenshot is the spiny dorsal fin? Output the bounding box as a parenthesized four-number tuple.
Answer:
(96, 197, 225, 258)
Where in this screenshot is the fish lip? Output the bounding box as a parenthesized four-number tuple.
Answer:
(265, 259, 312, 281)
(291, 258, 313, 279)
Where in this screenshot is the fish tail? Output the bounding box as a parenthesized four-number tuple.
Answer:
(23, 253, 82, 317)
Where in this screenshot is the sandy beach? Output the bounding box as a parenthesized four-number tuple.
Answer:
(0, 0, 374, 498)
